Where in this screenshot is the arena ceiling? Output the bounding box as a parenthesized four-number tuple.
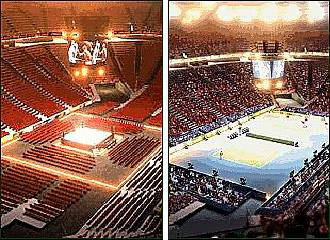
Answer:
(170, 1, 329, 33)
(171, 1, 329, 25)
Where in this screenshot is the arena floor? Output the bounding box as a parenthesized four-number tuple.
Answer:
(171, 111, 329, 195)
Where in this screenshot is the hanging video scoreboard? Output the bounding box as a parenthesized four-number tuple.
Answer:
(252, 60, 285, 80)
(68, 40, 108, 66)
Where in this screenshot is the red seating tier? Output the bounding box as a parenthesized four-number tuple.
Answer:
(21, 119, 75, 145)
(2, 47, 88, 107)
(147, 112, 162, 127)
(23, 179, 91, 223)
(22, 145, 96, 175)
(1, 162, 58, 215)
(108, 135, 160, 168)
(1, 131, 10, 138)
(1, 61, 66, 116)
(1, 96, 39, 131)
(111, 68, 162, 122)
(84, 101, 119, 115)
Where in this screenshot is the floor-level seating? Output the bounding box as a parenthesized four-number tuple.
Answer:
(22, 145, 96, 175)
(170, 163, 249, 211)
(20, 119, 74, 145)
(81, 116, 143, 134)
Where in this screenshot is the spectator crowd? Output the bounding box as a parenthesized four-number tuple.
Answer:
(258, 146, 329, 238)
(169, 164, 248, 212)
(169, 192, 197, 215)
(169, 63, 272, 146)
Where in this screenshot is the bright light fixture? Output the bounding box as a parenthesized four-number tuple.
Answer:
(71, 32, 80, 39)
(81, 67, 88, 77)
(276, 81, 283, 89)
(187, 9, 202, 20)
(108, 31, 113, 39)
(307, 2, 324, 22)
(237, 6, 257, 22)
(260, 2, 278, 23)
(170, 2, 182, 18)
(98, 69, 105, 76)
(182, 8, 202, 24)
(281, 4, 301, 21)
(262, 80, 271, 90)
(216, 6, 235, 21)
(201, 2, 217, 11)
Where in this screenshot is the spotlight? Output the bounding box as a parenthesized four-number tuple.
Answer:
(307, 2, 324, 22)
(186, 9, 202, 22)
(170, 2, 182, 18)
(74, 70, 80, 77)
(260, 2, 278, 23)
(237, 6, 257, 22)
(280, 4, 301, 21)
(216, 6, 235, 21)
(262, 80, 271, 90)
(108, 31, 113, 39)
(182, 9, 202, 24)
(256, 82, 262, 89)
(201, 2, 217, 11)
(276, 81, 283, 89)
(255, 53, 262, 60)
(182, 17, 192, 25)
(71, 32, 80, 40)
(98, 68, 105, 76)
(81, 67, 88, 77)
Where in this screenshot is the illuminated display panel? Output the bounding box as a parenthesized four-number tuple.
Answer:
(252, 60, 271, 79)
(272, 60, 285, 78)
(68, 40, 108, 65)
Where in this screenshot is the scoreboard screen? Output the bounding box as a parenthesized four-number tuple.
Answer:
(68, 40, 108, 65)
(252, 60, 285, 79)
(272, 60, 285, 78)
(252, 60, 271, 79)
